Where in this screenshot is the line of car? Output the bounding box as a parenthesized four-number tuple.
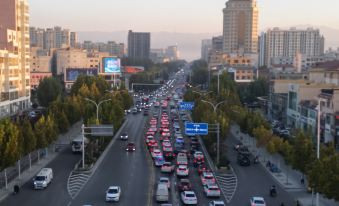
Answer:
(143, 95, 225, 206)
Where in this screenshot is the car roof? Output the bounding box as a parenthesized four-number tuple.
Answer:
(252, 196, 265, 200)
(184, 191, 195, 195)
(108, 186, 119, 189)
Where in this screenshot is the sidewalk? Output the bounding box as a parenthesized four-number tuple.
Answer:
(230, 124, 339, 206)
(0, 121, 82, 202)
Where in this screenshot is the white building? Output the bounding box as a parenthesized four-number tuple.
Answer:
(265, 27, 325, 67)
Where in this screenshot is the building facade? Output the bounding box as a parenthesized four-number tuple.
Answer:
(201, 39, 212, 62)
(0, 0, 31, 117)
(264, 27, 325, 67)
(222, 0, 258, 55)
(127, 30, 150, 60)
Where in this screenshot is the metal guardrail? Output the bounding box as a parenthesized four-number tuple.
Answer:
(0, 150, 40, 189)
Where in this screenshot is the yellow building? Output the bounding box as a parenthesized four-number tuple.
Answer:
(0, 0, 31, 117)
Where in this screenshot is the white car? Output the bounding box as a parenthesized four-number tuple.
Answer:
(161, 162, 175, 173)
(193, 151, 204, 159)
(250, 197, 266, 206)
(159, 177, 170, 189)
(201, 171, 216, 186)
(203, 184, 221, 197)
(105, 186, 121, 202)
(152, 149, 163, 158)
(181, 191, 197, 205)
(176, 165, 189, 177)
(209, 200, 225, 206)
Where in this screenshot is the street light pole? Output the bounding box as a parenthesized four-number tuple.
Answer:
(201, 100, 226, 165)
(316, 98, 325, 206)
(85, 98, 112, 124)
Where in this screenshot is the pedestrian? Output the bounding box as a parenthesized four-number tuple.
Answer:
(296, 200, 300, 206)
(300, 176, 305, 185)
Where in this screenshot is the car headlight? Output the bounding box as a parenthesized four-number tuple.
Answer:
(34, 182, 37, 185)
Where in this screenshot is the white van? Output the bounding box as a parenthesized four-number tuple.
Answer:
(156, 183, 169, 202)
(33, 168, 53, 189)
(71, 136, 89, 153)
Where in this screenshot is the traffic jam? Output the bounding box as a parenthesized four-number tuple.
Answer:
(142, 79, 226, 206)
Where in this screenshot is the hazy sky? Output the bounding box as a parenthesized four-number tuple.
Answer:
(29, 0, 339, 33)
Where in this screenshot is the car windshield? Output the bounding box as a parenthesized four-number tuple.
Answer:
(35, 176, 46, 181)
(254, 200, 265, 204)
(108, 188, 118, 194)
(186, 193, 195, 198)
(215, 204, 225, 206)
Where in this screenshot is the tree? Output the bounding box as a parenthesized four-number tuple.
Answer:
(35, 116, 48, 149)
(0, 119, 20, 169)
(291, 131, 315, 175)
(20, 119, 36, 155)
(37, 77, 62, 107)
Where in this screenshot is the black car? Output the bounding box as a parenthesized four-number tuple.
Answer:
(164, 151, 174, 160)
(237, 146, 250, 156)
(237, 155, 250, 166)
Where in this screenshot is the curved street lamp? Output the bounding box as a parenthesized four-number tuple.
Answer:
(85, 98, 112, 124)
(201, 99, 227, 165)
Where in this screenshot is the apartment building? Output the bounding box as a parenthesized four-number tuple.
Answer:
(0, 0, 31, 117)
(264, 27, 325, 67)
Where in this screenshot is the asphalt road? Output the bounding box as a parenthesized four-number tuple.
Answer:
(2, 147, 80, 206)
(70, 112, 151, 206)
(227, 133, 296, 206)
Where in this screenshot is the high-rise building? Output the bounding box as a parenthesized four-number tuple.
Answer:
(30, 27, 44, 48)
(0, 0, 31, 117)
(201, 39, 212, 62)
(70, 32, 78, 48)
(222, 0, 258, 55)
(212, 36, 223, 53)
(258, 32, 266, 67)
(30, 26, 75, 49)
(264, 27, 325, 67)
(107, 41, 125, 57)
(165, 45, 179, 61)
(128, 30, 151, 60)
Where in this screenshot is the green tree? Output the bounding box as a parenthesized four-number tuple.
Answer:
(0, 119, 20, 169)
(35, 116, 48, 149)
(37, 77, 63, 107)
(20, 119, 36, 155)
(291, 131, 315, 175)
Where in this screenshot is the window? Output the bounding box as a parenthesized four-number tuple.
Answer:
(288, 92, 297, 110)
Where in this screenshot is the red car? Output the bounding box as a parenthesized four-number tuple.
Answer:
(177, 179, 192, 192)
(197, 164, 208, 175)
(126, 142, 136, 152)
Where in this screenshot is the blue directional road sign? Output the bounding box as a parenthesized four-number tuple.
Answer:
(180, 102, 195, 111)
(185, 123, 208, 135)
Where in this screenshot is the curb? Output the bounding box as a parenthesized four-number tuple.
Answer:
(69, 119, 129, 200)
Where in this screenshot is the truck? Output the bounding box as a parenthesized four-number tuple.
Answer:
(71, 135, 89, 153)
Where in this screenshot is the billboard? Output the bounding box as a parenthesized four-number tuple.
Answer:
(103, 57, 121, 73)
(65, 68, 98, 82)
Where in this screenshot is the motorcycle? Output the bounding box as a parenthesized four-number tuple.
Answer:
(270, 186, 277, 197)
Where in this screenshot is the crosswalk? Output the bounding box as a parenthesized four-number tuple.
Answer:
(67, 171, 91, 199)
(215, 173, 237, 203)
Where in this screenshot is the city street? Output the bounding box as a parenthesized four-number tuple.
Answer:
(2, 147, 80, 206)
(70, 112, 151, 206)
(226, 133, 296, 205)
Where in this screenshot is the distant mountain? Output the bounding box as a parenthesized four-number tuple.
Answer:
(77, 31, 220, 61)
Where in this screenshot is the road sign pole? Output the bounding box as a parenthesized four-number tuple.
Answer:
(82, 124, 85, 169)
(217, 123, 220, 166)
